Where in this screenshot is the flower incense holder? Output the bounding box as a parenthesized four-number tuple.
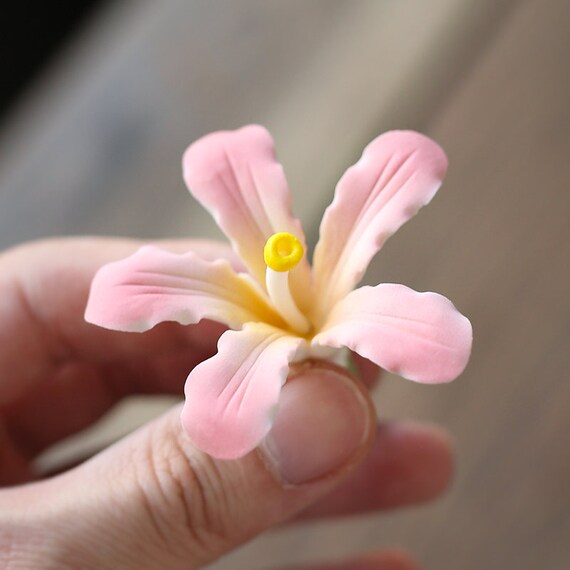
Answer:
(85, 125, 472, 459)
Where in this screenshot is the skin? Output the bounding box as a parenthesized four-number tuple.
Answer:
(0, 238, 453, 570)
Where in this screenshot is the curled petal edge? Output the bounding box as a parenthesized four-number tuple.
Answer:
(182, 323, 306, 459)
(313, 131, 448, 323)
(85, 245, 282, 332)
(182, 125, 313, 312)
(312, 284, 472, 384)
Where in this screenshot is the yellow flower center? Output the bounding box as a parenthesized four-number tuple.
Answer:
(264, 232, 304, 272)
(264, 232, 310, 334)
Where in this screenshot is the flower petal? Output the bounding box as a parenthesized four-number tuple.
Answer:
(313, 284, 472, 383)
(85, 245, 282, 332)
(181, 323, 305, 459)
(182, 125, 313, 310)
(312, 131, 448, 322)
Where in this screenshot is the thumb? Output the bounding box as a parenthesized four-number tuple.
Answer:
(7, 363, 375, 569)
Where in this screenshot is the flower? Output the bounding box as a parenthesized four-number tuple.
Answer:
(85, 125, 472, 459)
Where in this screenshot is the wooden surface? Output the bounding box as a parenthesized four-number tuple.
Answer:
(1, 0, 569, 568)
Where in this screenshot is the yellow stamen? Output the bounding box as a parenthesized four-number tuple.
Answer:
(264, 232, 304, 272)
(264, 233, 310, 334)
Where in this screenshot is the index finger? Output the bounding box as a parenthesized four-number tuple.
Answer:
(0, 237, 234, 406)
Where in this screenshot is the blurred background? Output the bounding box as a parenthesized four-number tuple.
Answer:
(1, 1, 569, 568)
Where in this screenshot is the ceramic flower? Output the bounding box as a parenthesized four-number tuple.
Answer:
(85, 125, 472, 459)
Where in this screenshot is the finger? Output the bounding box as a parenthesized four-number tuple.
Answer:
(2, 365, 377, 569)
(351, 352, 382, 389)
(0, 237, 236, 406)
(276, 550, 419, 570)
(2, 330, 220, 458)
(0, 420, 35, 484)
(295, 421, 453, 521)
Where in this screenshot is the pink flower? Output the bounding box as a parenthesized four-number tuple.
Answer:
(85, 125, 472, 459)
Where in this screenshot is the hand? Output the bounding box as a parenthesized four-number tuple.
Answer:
(0, 238, 453, 570)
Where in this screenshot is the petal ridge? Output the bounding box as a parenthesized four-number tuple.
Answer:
(313, 284, 472, 384)
(313, 131, 448, 321)
(182, 125, 313, 309)
(182, 323, 305, 458)
(85, 245, 281, 332)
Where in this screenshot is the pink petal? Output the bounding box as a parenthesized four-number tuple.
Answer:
(182, 125, 313, 311)
(85, 245, 281, 332)
(181, 323, 305, 459)
(312, 131, 448, 322)
(313, 284, 472, 383)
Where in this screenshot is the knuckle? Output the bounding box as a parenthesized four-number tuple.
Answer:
(131, 417, 237, 564)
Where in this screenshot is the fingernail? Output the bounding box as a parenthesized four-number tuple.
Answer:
(262, 366, 372, 485)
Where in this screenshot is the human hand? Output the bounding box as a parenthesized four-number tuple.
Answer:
(0, 238, 453, 570)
